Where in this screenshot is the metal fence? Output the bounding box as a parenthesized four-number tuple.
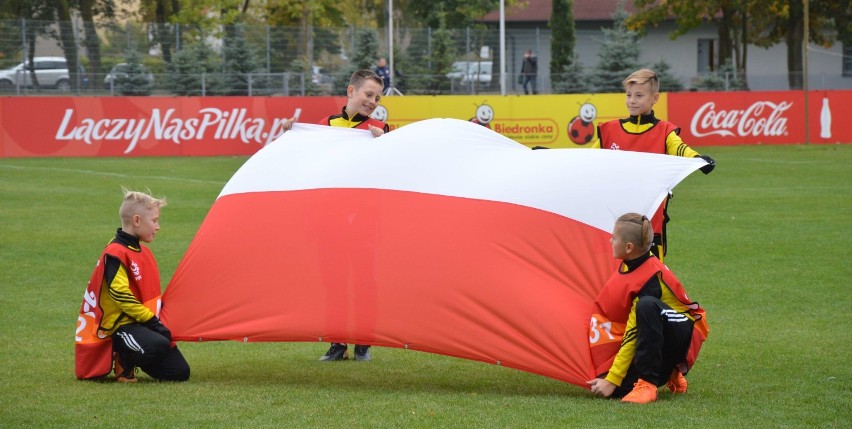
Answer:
(0, 18, 845, 96)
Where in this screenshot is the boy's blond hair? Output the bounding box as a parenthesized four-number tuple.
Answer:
(119, 188, 166, 226)
(622, 68, 659, 94)
(349, 69, 383, 89)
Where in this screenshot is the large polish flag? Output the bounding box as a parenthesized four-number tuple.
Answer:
(161, 118, 705, 387)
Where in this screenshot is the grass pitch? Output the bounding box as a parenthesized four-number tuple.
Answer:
(0, 144, 849, 428)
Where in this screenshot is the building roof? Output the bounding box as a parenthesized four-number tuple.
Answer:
(479, 0, 638, 23)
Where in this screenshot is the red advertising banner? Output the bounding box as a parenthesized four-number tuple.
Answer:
(0, 96, 345, 158)
(1, 91, 849, 158)
(667, 90, 850, 146)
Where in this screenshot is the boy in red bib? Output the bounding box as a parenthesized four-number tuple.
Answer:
(75, 189, 189, 382)
(281, 70, 388, 362)
(281, 69, 388, 137)
(594, 69, 715, 261)
(587, 213, 708, 403)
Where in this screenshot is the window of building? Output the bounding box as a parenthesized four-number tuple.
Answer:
(697, 39, 715, 74)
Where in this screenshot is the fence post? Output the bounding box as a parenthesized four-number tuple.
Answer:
(266, 25, 271, 72)
(19, 18, 25, 96)
(284, 72, 289, 96)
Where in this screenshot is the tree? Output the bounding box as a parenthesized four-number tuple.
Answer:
(649, 60, 684, 92)
(749, 0, 847, 89)
(629, 0, 750, 88)
(140, 0, 180, 64)
(589, 4, 640, 93)
(333, 27, 378, 94)
(553, 52, 587, 94)
(549, 0, 576, 92)
(1, 0, 55, 87)
(267, 0, 345, 72)
(222, 24, 263, 95)
(169, 41, 220, 95)
(630, 0, 848, 91)
(693, 60, 746, 91)
(406, 0, 502, 29)
(55, 0, 81, 91)
(116, 49, 152, 95)
(78, 0, 117, 90)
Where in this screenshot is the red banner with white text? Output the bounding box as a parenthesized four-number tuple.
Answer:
(0, 96, 344, 158)
(667, 90, 848, 146)
(1, 91, 849, 158)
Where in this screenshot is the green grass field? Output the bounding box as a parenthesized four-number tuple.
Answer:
(1, 144, 850, 428)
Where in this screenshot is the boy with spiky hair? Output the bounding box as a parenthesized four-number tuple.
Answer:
(75, 189, 190, 382)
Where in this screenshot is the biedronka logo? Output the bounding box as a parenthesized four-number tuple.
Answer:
(54, 107, 293, 154)
(690, 100, 791, 138)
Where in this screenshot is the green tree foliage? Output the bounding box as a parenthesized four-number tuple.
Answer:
(406, 0, 501, 29)
(694, 60, 746, 91)
(589, 5, 640, 93)
(429, 9, 457, 93)
(222, 24, 263, 95)
(630, 0, 848, 91)
(549, 0, 575, 92)
(116, 49, 152, 95)
(169, 41, 220, 95)
(629, 0, 750, 88)
(553, 52, 586, 94)
(649, 60, 684, 92)
(748, 0, 846, 89)
(333, 28, 379, 94)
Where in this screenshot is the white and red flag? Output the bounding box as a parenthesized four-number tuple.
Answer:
(161, 118, 705, 387)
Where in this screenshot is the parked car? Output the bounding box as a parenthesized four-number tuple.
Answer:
(104, 63, 154, 87)
(311, 66, 333, 85)
(447, 61, 493, 86)
(0, 56, 73, 90)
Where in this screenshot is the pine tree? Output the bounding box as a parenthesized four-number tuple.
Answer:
(223, 24, 262, 96)
(549, 0, 576, 91)
(694, 60, 746, 91)
(116, 50, 151, 96)
(429, 10, 457, 94)
(649, 60, 684, 92)
(334, 28, 379, 95)
(589, 4, 640, 93)
(553, 53, 587, 94)
(169, 41, 219, 96)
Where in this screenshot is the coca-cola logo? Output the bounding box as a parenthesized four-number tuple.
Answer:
(690, 101, 791, 138)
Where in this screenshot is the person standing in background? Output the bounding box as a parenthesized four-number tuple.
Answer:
(375, 57, 391, 92)
(521, 50, 538, 95)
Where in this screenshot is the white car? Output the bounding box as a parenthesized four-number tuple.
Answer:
(447, 61, 492, 86)
(0, 56, 73, 90)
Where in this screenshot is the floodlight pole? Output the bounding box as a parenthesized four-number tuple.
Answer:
(385, 0, 402, 95)
(803, 0, 809, 144)
(499, 0, 506, 95)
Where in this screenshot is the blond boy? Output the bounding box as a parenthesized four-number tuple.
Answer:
(594, 68, 716, 260)
(75, 189, 190, 382)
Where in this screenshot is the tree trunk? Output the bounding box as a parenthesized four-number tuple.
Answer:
(716, 6, 733, 70)
(156, 0, 174, 64)
(55, 0, 80, 91)
(786, 0, 804, 89)
(79, 0, 102, 89)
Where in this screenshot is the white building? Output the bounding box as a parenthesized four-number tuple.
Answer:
(480, 0, 849, 92)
